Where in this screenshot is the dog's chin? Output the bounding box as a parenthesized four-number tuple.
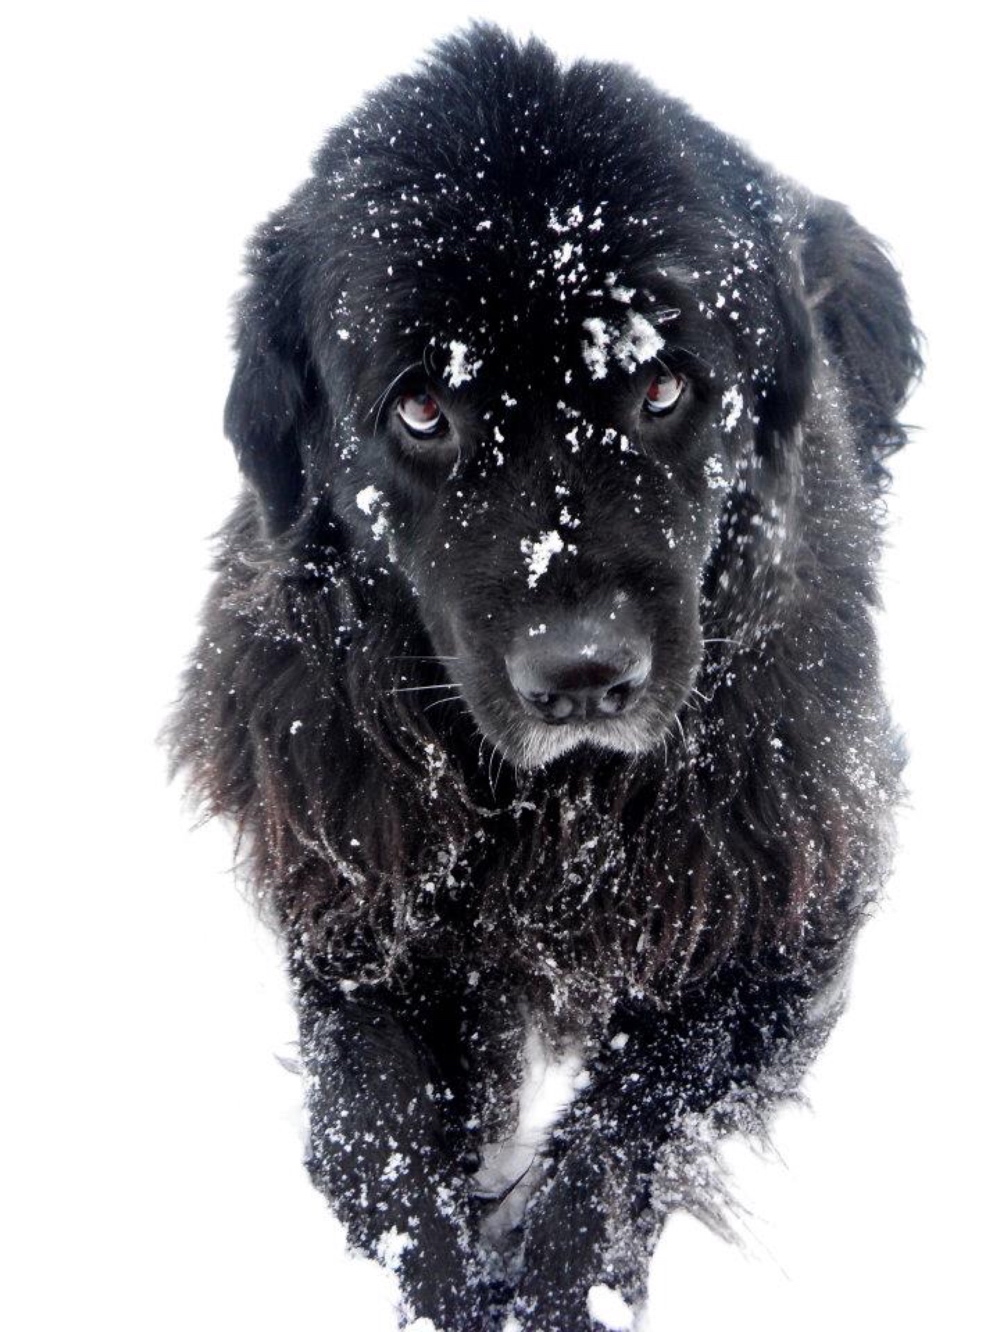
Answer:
(490, 714, 672, 771)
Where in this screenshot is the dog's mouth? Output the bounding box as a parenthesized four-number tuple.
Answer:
(494, 710, 677, 769)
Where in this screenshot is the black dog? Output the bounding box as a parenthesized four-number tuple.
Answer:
(170, 25, 919, 1331)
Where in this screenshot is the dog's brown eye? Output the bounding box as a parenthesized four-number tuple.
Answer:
(397, 391, 447, 438)
(643, 370, 686, 416)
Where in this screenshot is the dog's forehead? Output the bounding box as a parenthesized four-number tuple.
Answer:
(310, 60, 795, 404)
(326, 172, 722, 395)
(394, 220, 693, 391)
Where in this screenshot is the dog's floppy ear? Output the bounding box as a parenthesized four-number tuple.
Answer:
(755, 257, 815, 451)
(224, 212, 317, 536)
(800, 199, 922, 482)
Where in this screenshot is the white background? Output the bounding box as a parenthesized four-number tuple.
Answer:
(3, 2, 998, 1329)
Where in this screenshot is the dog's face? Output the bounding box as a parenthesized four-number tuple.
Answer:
(338, 252, 744, 769)
(227, 42, 813, 769)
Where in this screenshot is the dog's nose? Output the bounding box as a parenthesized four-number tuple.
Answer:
(506, 621, 651, 724)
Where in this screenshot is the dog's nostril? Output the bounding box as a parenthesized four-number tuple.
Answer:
(600, 680, 633, 715)
(527, 691, 575, 721)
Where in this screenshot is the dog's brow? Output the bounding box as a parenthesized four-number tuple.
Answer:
(645, 271, 699, 320)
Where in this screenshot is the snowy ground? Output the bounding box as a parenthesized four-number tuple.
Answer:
(3, 3, 997, 1329)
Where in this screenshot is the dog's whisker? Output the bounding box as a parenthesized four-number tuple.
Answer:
(488, 741, 504, 797)
(389, 683, 463, 695)
(369, 360, 424, 427)
(423, 696, 466, 715)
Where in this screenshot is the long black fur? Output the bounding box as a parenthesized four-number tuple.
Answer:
(170, 26, 920, 1331)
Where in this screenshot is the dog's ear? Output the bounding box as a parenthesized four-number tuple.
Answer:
(224, 213, 317, 536)
(800, 199, 922, 482)
(755, 257, 815, 452)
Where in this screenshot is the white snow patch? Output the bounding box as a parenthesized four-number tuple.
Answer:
(381, 1152, 405, 1182)
(444, 340, 482, 388)
(356, 485, 391, 546)
(582, 318, 611, 380)
(613, 313, 663, 374)
(587, 1284, 634, 1330)
(521, 530, 565, 588)
(548, 204, 585, 234)
(721, 386, 744, 433)
(375, 1227, 413, 1273)
(583, 313, 664, 380)
(704, 454, 728, 490)
(552, 240, 576, 270)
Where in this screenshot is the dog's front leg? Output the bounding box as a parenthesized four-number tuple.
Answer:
(507, 1115, 657, 1332)
(295, 973, 490, 1332)
(511, 971, 819, 1331)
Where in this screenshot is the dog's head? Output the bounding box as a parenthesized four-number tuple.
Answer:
(223, 27, 916, 770)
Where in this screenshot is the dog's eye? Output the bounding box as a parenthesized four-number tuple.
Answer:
(643, 370, 686, 416)
(397, 391, 447, 438)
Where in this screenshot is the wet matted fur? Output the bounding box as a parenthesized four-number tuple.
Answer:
(170, 25, 920, 1332)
